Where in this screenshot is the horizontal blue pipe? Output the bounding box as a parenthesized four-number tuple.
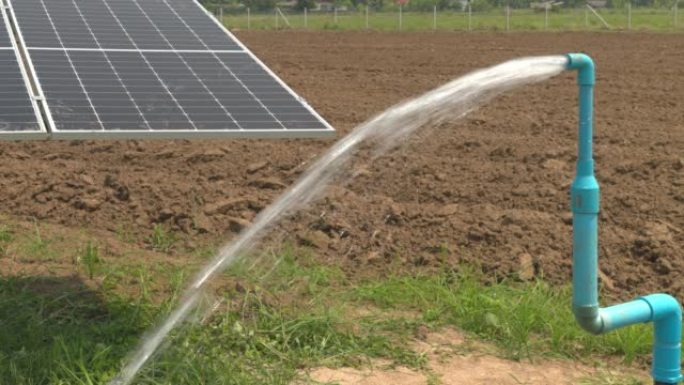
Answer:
(566, 53, 682, 384)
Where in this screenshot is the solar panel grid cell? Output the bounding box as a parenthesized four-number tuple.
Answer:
(0, 12, 10, 47)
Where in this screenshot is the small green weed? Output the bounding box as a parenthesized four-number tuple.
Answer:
(76, 242, 101, 279)
(0, 225, 13, 243)
(148, 224, 176, 253)
(23, 223, 57, 261)
(116, 224, 137, 244)
(0, 225, 14, 256)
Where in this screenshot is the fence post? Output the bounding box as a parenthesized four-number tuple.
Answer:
(247, 7, 251, 30)
(275, 7, 279, 29)
(219, 6, 223, 24)
(468, 3, 472, 31)
(365, 5, 369, 29)
(334, 6, 338, 24)
(675, 0, 679, 29)
(304, 7, 308, 29)
(544, 5, 549, 29)
(584, 8, 588, 28)
(627, 2, 631, 30)
(399, 4, 403, 30)
(506, 5, 510, 31)
(433, 5, 437, 30)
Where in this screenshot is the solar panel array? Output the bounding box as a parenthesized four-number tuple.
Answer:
(0, 0, 333, 139)
(0, 4, 44, 136)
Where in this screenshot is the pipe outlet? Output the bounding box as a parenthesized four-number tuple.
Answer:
(566, 53, 595, 86)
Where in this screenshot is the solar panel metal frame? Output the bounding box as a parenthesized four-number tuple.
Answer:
(0, 0, 47, 140)
(6, 0, 334, 140)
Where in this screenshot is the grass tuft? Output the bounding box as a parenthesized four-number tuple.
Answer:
(0, 225, 13, 256)
(148, 224, 177, 253)
(76, 241, 101, 279)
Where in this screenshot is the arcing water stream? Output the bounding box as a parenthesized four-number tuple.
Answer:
(110, 55, 568, 385)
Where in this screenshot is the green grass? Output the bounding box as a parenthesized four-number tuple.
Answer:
(222, 7, 681, 32)
(0, 275, 154, 385)
(0, 220, 656, 384)
(354, 268, 652, 363)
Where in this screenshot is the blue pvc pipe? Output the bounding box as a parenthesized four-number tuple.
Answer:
(565, 53, 682, 384)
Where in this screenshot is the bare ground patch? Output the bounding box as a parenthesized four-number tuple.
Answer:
(299, 328, 647, 385)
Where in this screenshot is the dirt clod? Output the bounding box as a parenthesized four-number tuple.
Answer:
(74, 197, 103, 212)
(204, 198, 249, 216)
(298, 230, 330, 249)
(246, 161, 269, 174)
(193, 213, 214, 234)
(517, 253, 536, 281)
(227, 217, 251, 233)
(249, 178, 287, 190)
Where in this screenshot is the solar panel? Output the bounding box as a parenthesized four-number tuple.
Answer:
(7, 0, 333, 139)
(0, 2, 45, 138)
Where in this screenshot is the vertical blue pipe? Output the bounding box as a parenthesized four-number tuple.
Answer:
(565, 53, 682, 384)
(567, 53, 602, 333)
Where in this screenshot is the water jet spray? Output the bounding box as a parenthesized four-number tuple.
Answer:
(566, 53, 682, 385)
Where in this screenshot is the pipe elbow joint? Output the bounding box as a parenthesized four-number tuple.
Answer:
(641, 294, 682, 322)
(641, 294, 682, 384)
(566, 53, 595, 86)
(573, 305, 604, 335)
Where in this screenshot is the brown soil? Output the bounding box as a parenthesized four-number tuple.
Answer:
(0, 31, 682, 300)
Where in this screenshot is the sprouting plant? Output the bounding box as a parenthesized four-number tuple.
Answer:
(116, 224, 136, 244)
(78, 241, 101, 279)
(0, 225, 13, 256)
(148, 224, 176, 253)
(0, 225, 13, 243)
(27, 222, 51, 259)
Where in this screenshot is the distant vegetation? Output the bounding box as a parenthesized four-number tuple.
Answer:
(215, 7, 680, 32)
(199, 0, 681, 32)
(200, 0, 679, 13)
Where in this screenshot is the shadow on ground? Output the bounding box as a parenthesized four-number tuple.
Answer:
(0, 274, 147, 384)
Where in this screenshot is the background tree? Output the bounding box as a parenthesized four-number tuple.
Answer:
(295, 0, 317, 10)
(241, 0, 277, 11)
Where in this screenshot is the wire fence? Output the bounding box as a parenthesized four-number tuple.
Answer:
(210, 3, 681, 31)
